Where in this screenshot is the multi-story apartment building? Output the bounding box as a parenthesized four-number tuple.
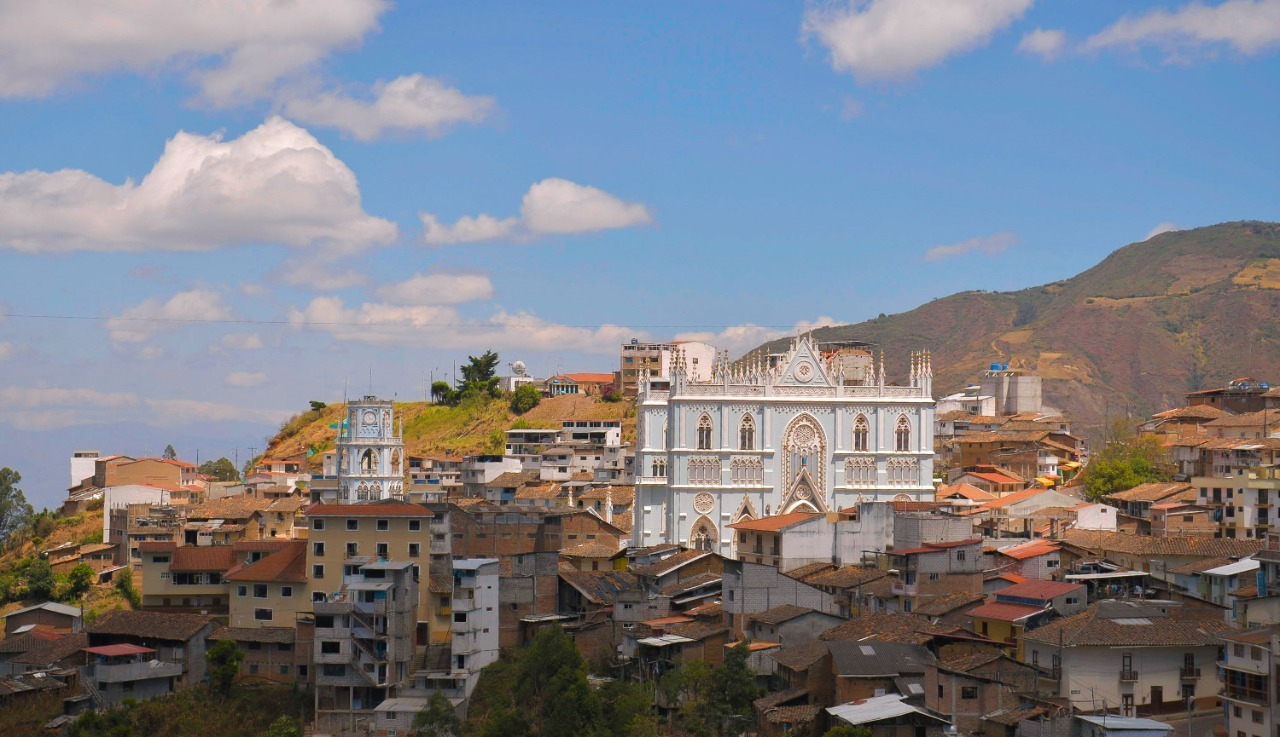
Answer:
(885, 538, 984, 613)
(1220, 626, 1280, 737)
(313, 559, 418, 735)
(619, 339, 717, 398)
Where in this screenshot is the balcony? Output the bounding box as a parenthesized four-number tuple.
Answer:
(892, 581, 917, 596)
(1222, 687, 1269, 705)
(1180, 666, 1201, 681)
(1120, 668, 1139, 682)
(91, 660, 184, 683)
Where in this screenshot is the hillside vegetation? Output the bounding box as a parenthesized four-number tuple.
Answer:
(763, 221, 1280, 436)
(264, 394, 634, 469)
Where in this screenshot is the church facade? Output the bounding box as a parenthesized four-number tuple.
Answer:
(633, 335, 935, 551)
(317, 395, 406, 503)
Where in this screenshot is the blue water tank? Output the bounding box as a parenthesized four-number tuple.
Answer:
(990, 363, 1001, 371)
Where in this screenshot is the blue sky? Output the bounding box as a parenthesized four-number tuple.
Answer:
(1, 0, 1279, 508)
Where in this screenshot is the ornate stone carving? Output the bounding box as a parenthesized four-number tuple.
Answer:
(693, 492, 715, 515)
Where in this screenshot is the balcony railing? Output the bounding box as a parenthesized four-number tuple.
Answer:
(1120, 668, 1139, 682)
(892, 582, 917, 596)
(90, 660, 184, 683)
(1180, 666, 1201, 680)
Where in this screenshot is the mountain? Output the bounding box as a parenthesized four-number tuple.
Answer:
(763, 221, 1280, 436)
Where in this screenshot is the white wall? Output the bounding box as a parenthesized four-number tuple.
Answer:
(103, 484, 172, 542)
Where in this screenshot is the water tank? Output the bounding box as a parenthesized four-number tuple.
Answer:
(990, 363, 1001, 371)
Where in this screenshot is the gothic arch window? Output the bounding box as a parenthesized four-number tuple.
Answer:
(689, 457, 722, 485)
(731, 458, 764, 485)
(651, 457, 667, 478)
(844, 457, 876, 487)
(696, 414, 714, 450)
(887, 458, 919, 486)
(783, 414, 827, 496)
(690, 516, 717, 551)
(360, 449, 376, 473)
(853, 415, 870, 452)
(895, 415, 912, 452)
(739, 414, 755, 451)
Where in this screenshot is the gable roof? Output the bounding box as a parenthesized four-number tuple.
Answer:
(770, 640, 831, 670)
(819, 612, 952, 645)
(750, 605, 828, 626)
(169, 545, 237, 572)
(485, 471, 540, 489)
(1106, 482, 1194, 503)
(783, 561, 837, 582)
(87, 610, 215, 641)
(727, 512, 820, 532)
(631, 549, 712, 578)
(224, 541, 307, 583)
(966, 601, 1046, 623)
(1022, 604, 1233, 647)
(912, 591, 986, 617)
(995, 540, 1060, 560)
(994, 579, 1085, 601)
(937, 483, 997, 502)
(559, 569, 638, 604)
(805, 566, 890, 590)
(826, 641, 935, 677)
(6, 601, 83, 619)
(1059, 529, 1263, 558)
(305, 501, 430, 517)
(185, 496, 272, 520)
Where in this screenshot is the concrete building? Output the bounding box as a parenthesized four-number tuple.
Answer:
(1219, 626, 1280, 737)
(619, 339, 717, 398)
(81, 610, 217, 708)
(979, 365, 1046, 417)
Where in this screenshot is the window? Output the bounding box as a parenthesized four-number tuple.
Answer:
(1047, 560, 1059, 568)
(409, 543, 420, 558)
(853, 415, 869, 451)
(254, 608, 273, 621)
(237, 585, 247, 597)
(313, 519, 325, 531)
(253, 584, 268, 598)
(895, 415, 911, 452)
(454, 612, 466, 623)
(313, 542, 325, 557)
(739, 414, 755, 451)
(903, 599, 912, 612)
(247, 641, 262, 651)
(377, 519, 389, 531)
(1234, 643, 1245, 657)
(928, 573, 939, 581)
(1251, 647, 1263, 661)
(279, 665, 290, 675)
(321, 641, 340, 654)
(346, 542, 358, 557)
(961, 687, 978, 700)
(957, 550, 966, 561)
(1252, 712, 1263, 725)
(322, 664, 345, 677)
(651, 457, 667, 477)
(346, 519, 359, 531)
(696, 414, 714, 450)
(281, 586, 292, 598)
(313, 564, 324, 579)
(409, 519, 421, 531)
(845, 457, 876, 486)
(151, 555, 170, 563)
(376, 542, 389, 558)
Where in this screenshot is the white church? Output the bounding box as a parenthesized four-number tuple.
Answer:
(633, 334, 936, 551)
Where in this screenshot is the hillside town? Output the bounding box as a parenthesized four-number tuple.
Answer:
(3, 334, 1279, 737)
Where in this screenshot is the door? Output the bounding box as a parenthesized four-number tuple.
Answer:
(1150, 685, 1163, 709)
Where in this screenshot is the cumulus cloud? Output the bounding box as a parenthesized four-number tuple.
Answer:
(226, 371, 268, 387)
(284, 74, 497, 141)
(674, 316, 841, 358)
(0, 1, 388, 105)
(288, 297, 634, 354)
(376, 273, 495, 306)
(1144, 221, 1182, 240)
(106, 289, 232, 344)
(923, 232, 1019, 261)
(0, 385, 289, 429)
(1018, 28, 1068, 59)
(422, 178, 653, 245)
(0, 117, 396, 255)
(803, 0, 1033, 81)
(1085, 0, 1280, 59)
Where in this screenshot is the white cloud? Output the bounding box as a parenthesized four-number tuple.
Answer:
(1085, 0, 1280, 59)
(0, 117, 397, 255)
(288, 297, 634, 354)
(422, 178, 653, 245)
(275, 258, 371, 291)
(1144, 221, 1182, 240)
(839, 97, 866, 120)
(376, 273, 495, 306)
(284, 74, 497, 141)
(226, 371, 268, 387)
(106, 289, 232, 344)
(803, 0, 1033, 81)
(0, 385, 289, 428)
(1018, 28, 1068, 59)
(217, 333, 265, 352)
(923, 232, 1019, 261)
(674, 316, 841, 358)
(0, 1, 389, 105)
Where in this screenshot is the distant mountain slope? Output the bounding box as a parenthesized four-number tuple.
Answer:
(763, 221, 1280, 435)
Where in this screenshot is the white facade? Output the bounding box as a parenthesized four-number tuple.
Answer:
(634, 334, 936, 551)
(1074, 502, 1118, 531)
(451, 559, 499, 699)
(330, 395, 405, 503)
(102, 484, 172, 543)
(70, 450, 99, 488)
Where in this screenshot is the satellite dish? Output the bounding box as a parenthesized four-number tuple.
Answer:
(511, 360, 527, 376)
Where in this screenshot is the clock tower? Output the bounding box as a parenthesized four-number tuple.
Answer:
(335, 395, 405, 502)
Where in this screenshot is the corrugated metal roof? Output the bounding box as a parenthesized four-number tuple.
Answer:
(827, 694, 948, 726)
(1202, 557, 1258, 577)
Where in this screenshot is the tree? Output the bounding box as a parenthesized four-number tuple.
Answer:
(600, 680, 653, 737)
(510, 384, 541, 414)
(115, 572, 142, 608)
(198, 457, 240, 483)
(430, 381, 453, 405)
(205, 639, 244, 695)
(455, 350, 501, 402)
(822, 727, 872, 737)
(0, 468, 33, 546)
(709, 642, 759, 735)
(600, 383, 621, 403)
(514, 626, 600, 737)
(262, 715, 302, 737)
(1082, 420, 1173, 501)
(413, 690, 462, 737)
(309, 400, 328, 412)
(26, 557, 56, 600)
(162, 444, 177, 460)
(66, 563, 94, 600)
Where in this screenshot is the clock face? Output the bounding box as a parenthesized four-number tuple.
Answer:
(794, 361, 814, 382)
(362, 410, 377, 425)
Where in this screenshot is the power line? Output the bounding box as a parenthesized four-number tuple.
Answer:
(0, 312, 801, 330)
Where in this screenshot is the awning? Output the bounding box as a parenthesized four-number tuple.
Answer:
(83, 644, 155, 657)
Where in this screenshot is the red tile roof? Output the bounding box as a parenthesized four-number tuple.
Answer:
(966, 601, 1046, 622)
(995, 540, 1060, 560)
(170, 545, 236, 572)
(224, 541, 307, 583)
(994, 580, 1084, 600)
(964, 471, 1024, 485)
(726, 513, 819, 532)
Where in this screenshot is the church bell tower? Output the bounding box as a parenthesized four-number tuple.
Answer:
(336, 395, 405, 502)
